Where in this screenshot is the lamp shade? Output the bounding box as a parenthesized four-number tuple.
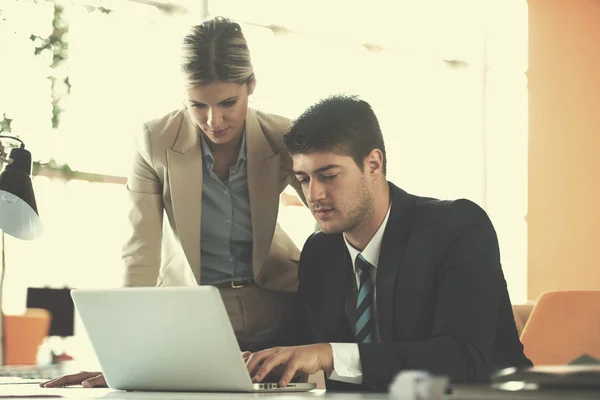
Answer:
(0, 147, 42, 240)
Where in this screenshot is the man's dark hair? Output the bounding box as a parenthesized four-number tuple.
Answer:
(283, 94, 387, 175)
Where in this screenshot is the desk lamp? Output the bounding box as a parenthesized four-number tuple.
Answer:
(0, 135, 43, 365)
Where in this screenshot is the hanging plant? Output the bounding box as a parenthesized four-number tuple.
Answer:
(20, 1, 112, 181)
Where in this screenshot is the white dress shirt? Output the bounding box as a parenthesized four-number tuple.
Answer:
(328, 203, 392, 384)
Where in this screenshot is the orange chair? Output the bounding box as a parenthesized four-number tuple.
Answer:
(4, 308, 51, 365)
(520, 290, 600, 365)
(512, 303, 535, 338)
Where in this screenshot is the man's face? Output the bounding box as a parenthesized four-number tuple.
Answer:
(292, 151, 374, 235)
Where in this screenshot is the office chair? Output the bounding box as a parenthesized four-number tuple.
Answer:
(520, 290, 600, 365)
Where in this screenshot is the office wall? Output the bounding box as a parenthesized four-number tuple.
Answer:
(528, 0, 600, 299)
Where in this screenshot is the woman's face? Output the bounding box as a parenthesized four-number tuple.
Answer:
(185, 81, 253, 147)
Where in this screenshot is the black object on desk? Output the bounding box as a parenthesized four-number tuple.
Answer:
(493, 364, 600, 389)
(26, 287, 74, 337)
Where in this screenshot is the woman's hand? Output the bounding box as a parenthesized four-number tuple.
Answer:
(40, 371, 107, 388)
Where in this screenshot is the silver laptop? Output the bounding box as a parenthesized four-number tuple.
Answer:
(71, 286, 316, 392)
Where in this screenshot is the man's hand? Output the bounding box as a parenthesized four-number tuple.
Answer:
(242, 351, 252, 363)
(40, 371, 107, 388)
(246, 344, 333, 388)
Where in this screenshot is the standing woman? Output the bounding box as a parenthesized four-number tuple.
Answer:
(124, 15, 304, 348)
(42, 16, 304, 388)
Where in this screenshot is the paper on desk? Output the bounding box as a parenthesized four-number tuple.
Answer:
(0, 378, 46, 385)
(0, 396, 62, 398)
(0, 386, 118, 400)
(0, 385, 62, 398)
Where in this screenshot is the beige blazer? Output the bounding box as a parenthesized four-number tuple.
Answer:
(122, 107, 304, 292)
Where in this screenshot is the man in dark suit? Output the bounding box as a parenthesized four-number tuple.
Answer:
(246, 95, 532, 392)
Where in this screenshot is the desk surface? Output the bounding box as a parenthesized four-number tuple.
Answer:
(2, 384, 600, 399)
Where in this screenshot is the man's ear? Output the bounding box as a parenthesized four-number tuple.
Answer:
(365, 149, 384, 177)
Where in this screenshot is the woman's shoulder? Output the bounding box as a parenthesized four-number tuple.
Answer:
(135, 108, 192, 150)
(143, 108, 187, 137)
(250, 108, 292, 136)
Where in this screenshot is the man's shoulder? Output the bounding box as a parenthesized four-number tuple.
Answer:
(390, 184, 490, 230)
(416, 197, 492, 233)
(393, 184, 483, 216)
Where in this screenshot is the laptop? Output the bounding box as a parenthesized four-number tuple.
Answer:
(71, 286, 316, 392)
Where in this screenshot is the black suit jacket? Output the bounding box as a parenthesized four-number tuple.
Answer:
(277, 183, 532, 391)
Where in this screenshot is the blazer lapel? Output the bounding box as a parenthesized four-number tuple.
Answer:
(246, 108, 281, 276)
(376, 183, 415, 342)
(320, 236, 353, 341)
(167, 111, 203, 284)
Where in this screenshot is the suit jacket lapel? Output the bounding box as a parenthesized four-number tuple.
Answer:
(167, 111, 203, 284)
(246, 108, 281, 277)
(320, 236, 353, 342)
(376, 183, 415, 342)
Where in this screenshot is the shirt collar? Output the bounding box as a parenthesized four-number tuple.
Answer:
(344, 201, 392, 273)
(200, 126, 247, 167)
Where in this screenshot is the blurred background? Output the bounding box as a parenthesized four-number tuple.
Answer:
(2, 0, 597, 371)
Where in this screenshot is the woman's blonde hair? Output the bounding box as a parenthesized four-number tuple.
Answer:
(181, 16, 254, 88)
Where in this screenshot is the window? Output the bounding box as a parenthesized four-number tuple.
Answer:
(0, 0, 529, 366)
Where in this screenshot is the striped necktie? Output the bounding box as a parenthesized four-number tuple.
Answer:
(355, 254, 374, 343)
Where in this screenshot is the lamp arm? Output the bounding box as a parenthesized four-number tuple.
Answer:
(0, 135, 25, 148)
(0, 135, 26, 165)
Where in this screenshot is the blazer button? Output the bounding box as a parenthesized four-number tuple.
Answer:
(261, 276, 268, 285)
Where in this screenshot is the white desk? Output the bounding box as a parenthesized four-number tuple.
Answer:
(0, 386, 382, 399)
(2, 384, 600, 399)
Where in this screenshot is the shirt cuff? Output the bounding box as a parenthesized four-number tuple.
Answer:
(328, 343, 363, 384)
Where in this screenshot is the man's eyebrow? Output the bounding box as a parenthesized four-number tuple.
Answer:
(293, 165, 340, 175)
